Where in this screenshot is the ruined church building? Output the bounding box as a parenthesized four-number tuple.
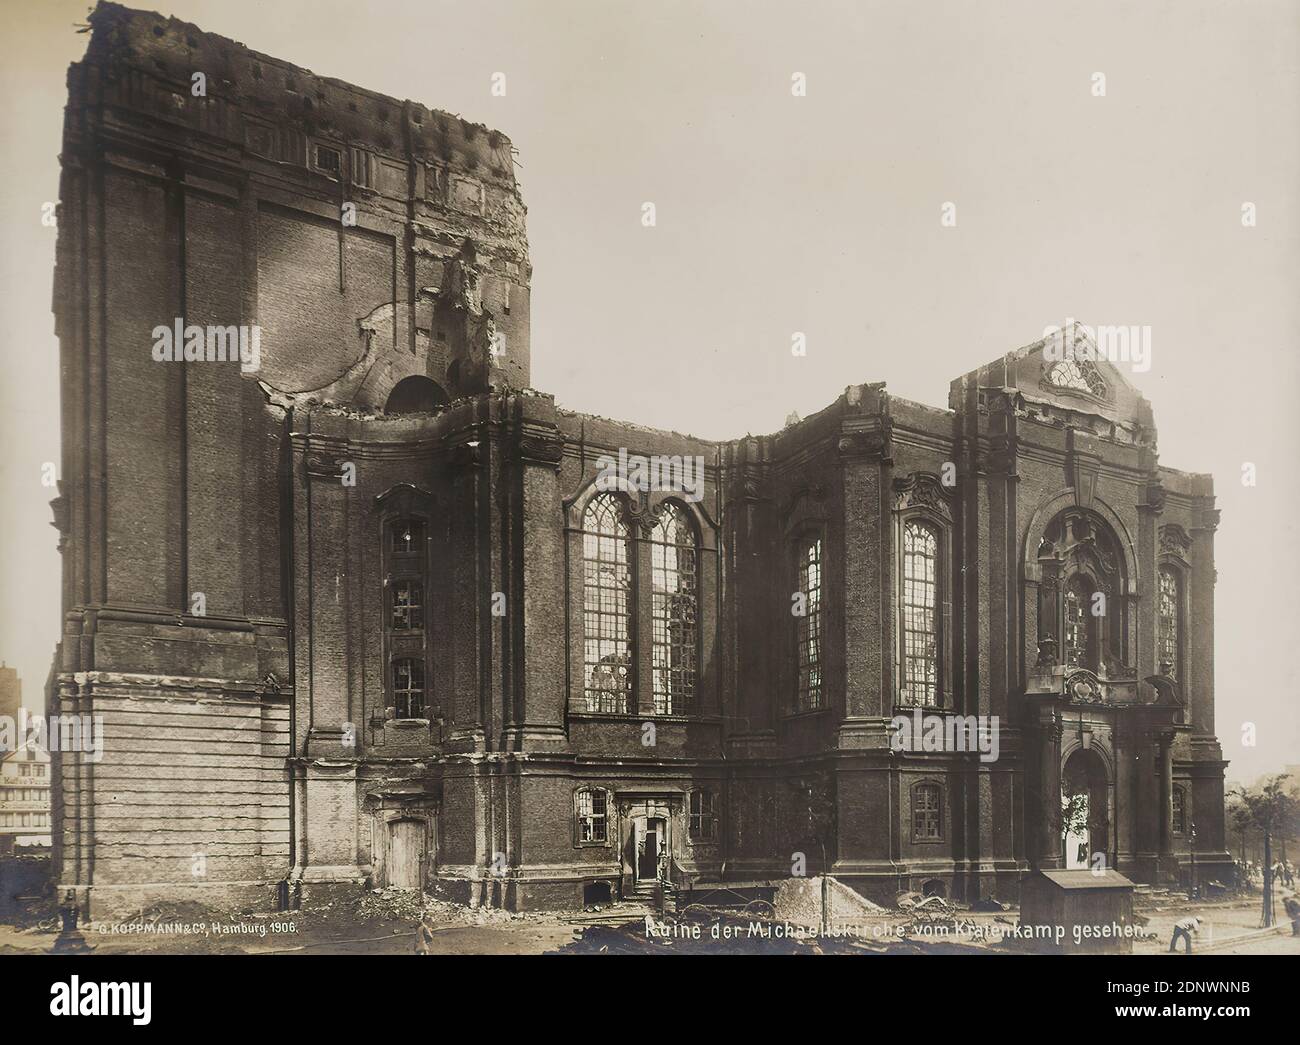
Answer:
(50, 5, 1230, 917)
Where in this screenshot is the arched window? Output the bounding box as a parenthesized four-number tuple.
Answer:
(1171, 785, 1186, 835)
(1158, 567, 1181, 678)
(689, 789, 718, 842)
(392, 658, 425, 719)
(651, 504, 698, 715)
(582, 495, 633, 714)
(575, 787, 609, 845)
(794, 534, 823, 712)
(913, 783, 943, 841)
(1045, 358, 1107, 399)
(1063, 576, 1096, 669)
(902, 521, 940, 706)
(1040, 509, 1129, 674)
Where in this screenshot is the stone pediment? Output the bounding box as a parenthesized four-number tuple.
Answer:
(964, 321, 1154, 432)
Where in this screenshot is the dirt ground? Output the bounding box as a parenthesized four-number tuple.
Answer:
(1, 886, 1296, 956)
(1131, 893, 1300, 955)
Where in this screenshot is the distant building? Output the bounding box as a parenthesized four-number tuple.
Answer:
(0, 663, 20, 725)
(0, 736, 52, 854)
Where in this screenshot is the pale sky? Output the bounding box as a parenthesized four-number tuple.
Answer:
(1, 0, 1296, 782)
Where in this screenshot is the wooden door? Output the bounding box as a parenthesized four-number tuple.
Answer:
(389, 819, 425, 890)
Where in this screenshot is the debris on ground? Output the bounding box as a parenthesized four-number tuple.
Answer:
(773, 876, 885, 927)
(896, 891, 954, 913)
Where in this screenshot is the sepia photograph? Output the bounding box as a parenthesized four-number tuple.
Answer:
(0, 0, 1297, 1023)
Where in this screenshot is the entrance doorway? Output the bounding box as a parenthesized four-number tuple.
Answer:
(1062, 748, 1109, 870)
(637, 817, 666, 883)
(388, 818, 426, 890)
(621, 797, 675, 898)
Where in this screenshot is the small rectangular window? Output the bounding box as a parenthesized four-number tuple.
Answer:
(913, 784, 942, 841)
(392, 520, 425, 556)
(277, 126, 305, 165)
(392, 579, 424, 631)
(352, 147, 372, 188)
(577, 790, 607, 843)
(314, 144, 341, 176)
(689, 790, 717, 841)
(392, 658, 426, 719)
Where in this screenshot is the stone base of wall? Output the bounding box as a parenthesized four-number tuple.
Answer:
(298, 880, 366, 909)
(54, 667, 293, 927)
(65, 877, 284, 922)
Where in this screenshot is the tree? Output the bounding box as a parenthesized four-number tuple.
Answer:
(785, 771, 836, 931)
(1229, 776, 1300, 927)
(1062, 791, 1089, 845)
(1225, 794, 1253, 867)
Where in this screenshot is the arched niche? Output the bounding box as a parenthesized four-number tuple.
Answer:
(1021, 489, 1138, 585)
(1022, 491, 1139, 678)
(385, 375, 449, 415)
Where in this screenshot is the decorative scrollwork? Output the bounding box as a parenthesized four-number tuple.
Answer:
(1159, 523, 1192, 557)
(517, 430, 564, 469)
(893, 472, 953, 521)
(1064, 670, 1105, 704)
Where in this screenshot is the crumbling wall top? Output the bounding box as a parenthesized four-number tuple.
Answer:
(79, 2, 520, 193)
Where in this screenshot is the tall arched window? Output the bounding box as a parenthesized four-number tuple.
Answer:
(1063, 576, 1095, 669)
(1040, 509, 1130, 675)
(1158, 567, 1181, 678)
(1171, 784, 1186, 835)
(582, 494, 633, 713)
(651, 504, 698, 715)
(794, 535, 823, 712)
(902, 521, 939, 706)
